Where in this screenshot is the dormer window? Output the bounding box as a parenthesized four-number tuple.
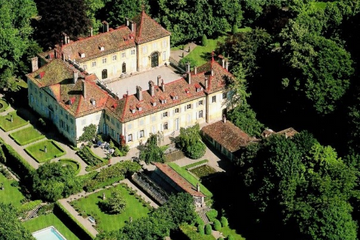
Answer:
(136, 104, 142, 111)
(150, 99, 157, 106)
(195, 83, 203, 92)
(130, 106, 136, 114)
(99, 45, 105, 51)
(185, 88, 190, 94)
(79, 51, 85, 58)
(159, 96, 167, 104)
(170, 92, 178, 100)
(90, 98, 96, 106)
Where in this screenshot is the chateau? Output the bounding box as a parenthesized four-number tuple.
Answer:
(27, 11, 233, 148)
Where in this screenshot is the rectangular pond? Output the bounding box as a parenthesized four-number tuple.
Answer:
(32, 226, 67, 240)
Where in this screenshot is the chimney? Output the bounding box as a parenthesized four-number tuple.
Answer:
(197, 183, 200, 192)
(82, 80, 86, 98)
(54, 49, 58, 59)
(211, 68, 214, 76)
(205, 77, 208, 90)
(223, 114, 227, 123)
(186, 62, 191, 73)
(90, 27, 93, 37)
(31, 57, 38, 72)
(194, 66, 197, 74)
(126, 18, 129, 27)
(63, 33, 69, 44)
(161, 80, 165, 92)
(225, 59, 229, 71)
(149, 81, 155, 96)
(136, 86, 143, 101)
(222, 58, 225, 68)
(73, 71, 79, 84)
(102, 21, 109, 32)
(131, 21, 136, 33)
(157, 75, 161, 86)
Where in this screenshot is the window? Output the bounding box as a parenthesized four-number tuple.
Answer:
(83, 65, 87, 70)
(131, 49, 135, 55)
(39, 92, 42, 99)
(102, 58, 107, 64)
(163, 112, 168, 117)
(111, 118, 114, 125)
(122, 52, 126, 58)
(102, 69, 107, 79)
(187, 104, 192, 109)
(163, 122, 168, 130)
(198, 100, 204, 106)
(212, 96, 216, 103)
(128, 134, 133, 142)
(199, 110, 204, 118)
(142, 46, 147, 54)
(112, 55, 117, 61)
(139, 130, 144, 138)
(152, 42, 158, 49)
(162, 39, 167, 48)
(175, 108, 180, 113)
(45, 96, 48, 103)
(127, 123, 132, 130)
(151, 116, 156, 122)
(60, 120, 64, 128)
(116, 122, 120, 129)
(222, 92, 227, 99)
(139, 119, 144, 125)
(162, 51, 166, 61)
(92, 61, 96, 67)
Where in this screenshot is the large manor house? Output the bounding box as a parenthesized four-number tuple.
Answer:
(27, 11, 233, 148)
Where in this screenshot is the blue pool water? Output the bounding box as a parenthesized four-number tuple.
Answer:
(32, 226, 67, 240)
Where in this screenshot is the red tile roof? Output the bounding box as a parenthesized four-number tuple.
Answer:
(201, 120, 254, 152)
(153, 163, 205, 197)
(60, 26, 135, 62)
(132, 11, 171, 44)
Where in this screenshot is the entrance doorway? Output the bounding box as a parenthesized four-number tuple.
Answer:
(151, 52, 159, 68)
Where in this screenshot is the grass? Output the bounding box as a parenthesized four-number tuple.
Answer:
(167, 162, 212, 197)
(9, 126, 45, 146)
(0, 172, 25, 208)
(0, 111, 28, 132)
(59, 159, 81, 175)
(22, 213, 80, 240)
(183, 159, 208, 170)
(190, 165, 217, 178)
(0, 99, 9, 112)
(220, 226, 246, 240)
(180, 224, 216, 240)
(183, 36, 226, 66)
(25, 140, 66, 163)
(71, 184, 150, 232)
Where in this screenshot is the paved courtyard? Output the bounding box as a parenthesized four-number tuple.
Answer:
(103, 65, 183, 97)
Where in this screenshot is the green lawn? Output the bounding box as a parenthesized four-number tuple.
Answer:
(9, 126, 45, 146)
(167, 162, 212, 197)
(183, 36, 226, 67)
(0, 99, 9, 112)
(183, 160, 208, 170)
(0, 111, 28, 132)
(71, 184, 150, 232)
(190, 165, 217, 178)
(25, 140, 66, 163)
(0, 172, 25, 208)
(220, 226, 246, 240)
(23, 213, 80, 240)
(59, 159, 80, 175)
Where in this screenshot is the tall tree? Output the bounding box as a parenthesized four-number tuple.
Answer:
(34, 0, 91, 48)
(0, 203, 34, 240)
(139, 133, 165, 164)
(0, 0, 38, 92)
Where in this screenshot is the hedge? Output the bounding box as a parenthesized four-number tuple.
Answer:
(220, 216, 228, 227)
(206, 209, 218, 222)
(205, 224, 212, 235)
(77, 146, 106, 169)
(54, 202, 94, 240)
(0, 137, 34, 179)
(213, 219, 221, 231)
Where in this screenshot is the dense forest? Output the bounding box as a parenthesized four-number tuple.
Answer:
(2, 0, 360, 239)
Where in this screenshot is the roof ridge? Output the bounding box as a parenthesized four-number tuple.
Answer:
(121, 95, 129, 122)
(75, 95, 83, 115)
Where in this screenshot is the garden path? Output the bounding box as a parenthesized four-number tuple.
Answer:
(170, 42, 198, 63)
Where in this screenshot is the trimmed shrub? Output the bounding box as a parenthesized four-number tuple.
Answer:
(205, 224, 212, 235)
(206, 209, 218, 222)
(202, 34, 208, 46)
(213, 219, 221, 231)
(198, 224, 204, 235)
(220, 216, 228, 227)
(232, 25, 238, 34)
(218, 238, 224, 240)
(227, 235, 235, 240)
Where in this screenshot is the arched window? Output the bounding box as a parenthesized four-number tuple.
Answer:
(102, 69, 107, 79)
(122, 62, 126, 73)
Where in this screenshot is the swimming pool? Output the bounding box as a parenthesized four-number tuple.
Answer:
(32, 226, 67, 240)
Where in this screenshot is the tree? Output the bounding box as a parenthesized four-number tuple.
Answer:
(32, 162, 81, 202)
(34, 0, 91, 48)
(0, 203, 34, 240)
(99, 189, 126, 214)
(78, 124, 97, 143)
(162, 192, 197, 225)
(176, 123, 206, 159)
(227, 103, 264, 137)
(0, 0, 39, 92)
(139, 133, 165, 164)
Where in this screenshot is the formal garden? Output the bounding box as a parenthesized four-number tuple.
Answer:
(0, 99, 10, 112)
(0, 111, 28, 132)
(25, 140, 66, 162)
(0, 169, 25, 207)
(70, 183, 151, 232)
(9, 126, 45, 146)
(58, 159, 81, 175)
